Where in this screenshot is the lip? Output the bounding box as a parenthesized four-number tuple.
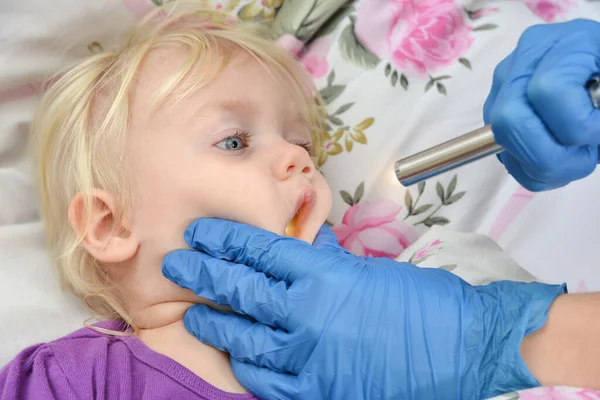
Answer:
(287, 187, 317, 238)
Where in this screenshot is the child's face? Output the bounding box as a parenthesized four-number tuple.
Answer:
(127, 48, 332, 260)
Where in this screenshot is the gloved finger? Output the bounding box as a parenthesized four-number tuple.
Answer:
(483, 52, 516, 168)
(489, 58, 597, 183)
(230, 357, 299, 400)
(163, 250, 288, 326)
(483, 52, 514, 124)
(527, 25, 600, 146)
(185, 305, 309, 375)
(312, 224, 340, 250)
(499, 152, 570, 192)
(184, 218, 327, 283)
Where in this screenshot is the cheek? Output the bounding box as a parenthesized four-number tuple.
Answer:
(197, 167, 284, 228)
(128, 154, 212, 251)
(131, 158, 283, 252)
(315, 172, 333, 217)
(129, 178, 192, 252)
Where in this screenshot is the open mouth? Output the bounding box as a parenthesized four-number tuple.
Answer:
(285, 189, 316, 239)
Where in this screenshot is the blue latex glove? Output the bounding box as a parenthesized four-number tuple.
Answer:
(484, 19, 600, 192)
(163, 219, 566, 399)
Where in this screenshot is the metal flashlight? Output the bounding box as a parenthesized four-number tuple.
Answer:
(394, 75, 600, 186)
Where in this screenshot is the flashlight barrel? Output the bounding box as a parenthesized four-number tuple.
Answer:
(394, 126, 503, 186)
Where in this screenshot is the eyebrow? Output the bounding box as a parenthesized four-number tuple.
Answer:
(193, 99, 258, 122)
(216, 99, 258, 114)
(193, 98, 307, 128)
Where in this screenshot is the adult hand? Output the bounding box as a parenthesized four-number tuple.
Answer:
(484, 19, 600, 191)
(163, 219, 564, 399)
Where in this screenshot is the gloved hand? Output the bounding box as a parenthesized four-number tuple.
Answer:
(163, 219, 565, 399)
(484, 19, 600, 191)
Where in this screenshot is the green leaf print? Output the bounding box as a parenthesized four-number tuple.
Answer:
(334, 102, 355, 115)
(408, 175, 467, 226)
(423, 216, 450, 227)
(426, 75, 452, 94)
(412, 204, 433, 216)
(404, 191, 414, 214)
(400, 73, 409, 90)
(459, 57, 472, 69)
(307, 0, 355, 40)
(436, 82, 447, 95)
(445, 191, 466, 205)
(425, 80, 435, 92)
(272, 0, 344, 41)
(354, 182, 365, 204)
(473, 23, 498, 31)
(327, 70, 335, 86)
(436, 182, 445, 202)
(391, 70, 399, 87)
(338, 16, 380, 69)
(320, 85, 345, 104)
(447, 175, 457, 198)
(340, 190, 354, 206)
(328, 114, 344, 126)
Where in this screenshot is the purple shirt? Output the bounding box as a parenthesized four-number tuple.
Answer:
(0, 321, 257, 400)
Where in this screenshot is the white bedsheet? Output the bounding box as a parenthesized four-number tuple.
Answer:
(0, 0, 138, 364)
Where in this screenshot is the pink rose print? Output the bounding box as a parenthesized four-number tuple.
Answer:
(355, 0, 473, 77)
(333, 199, 419, 258)
(301, 36, 331, 79)
(470, 8, 499, 19)
(410, 239, 442, 263)
(277, 34, 304, 57)
(522, 0, 574, 22)
(519, 386, 600, 400)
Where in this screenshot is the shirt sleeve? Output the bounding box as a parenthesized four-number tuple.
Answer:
(0, 344, 75, 399)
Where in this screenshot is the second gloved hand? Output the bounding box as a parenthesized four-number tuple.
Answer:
(484, 19, 600, 191)
(163, 219, 565, 399)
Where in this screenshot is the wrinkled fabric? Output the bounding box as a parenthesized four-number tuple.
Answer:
(0, 321, 256, 400)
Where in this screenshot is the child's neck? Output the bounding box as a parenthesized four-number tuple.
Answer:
(135, 302, 247, 394)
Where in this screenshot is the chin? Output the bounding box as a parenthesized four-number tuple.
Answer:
(284, 217, 323, 244)
(298, 226, 319, 244)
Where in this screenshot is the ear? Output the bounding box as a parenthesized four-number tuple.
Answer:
(68, 190, 139, 264)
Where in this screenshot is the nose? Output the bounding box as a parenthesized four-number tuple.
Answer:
(273, 141, 315, 181)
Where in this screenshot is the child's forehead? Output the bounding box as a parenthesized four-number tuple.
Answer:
(134, 44, 256, 99)
(130, 44, 229, 115)
(132, 44, 299, 114)
(135, 45, 211, 90)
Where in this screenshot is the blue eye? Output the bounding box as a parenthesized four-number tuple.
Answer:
(217, 137, 244, 150)
(215, 131, 251, 151)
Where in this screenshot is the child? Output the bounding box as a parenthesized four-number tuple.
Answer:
(0, 2, 597, 399)
(1, 3, 331, 399)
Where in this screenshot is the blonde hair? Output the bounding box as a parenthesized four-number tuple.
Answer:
(30, 1, 325, 330)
